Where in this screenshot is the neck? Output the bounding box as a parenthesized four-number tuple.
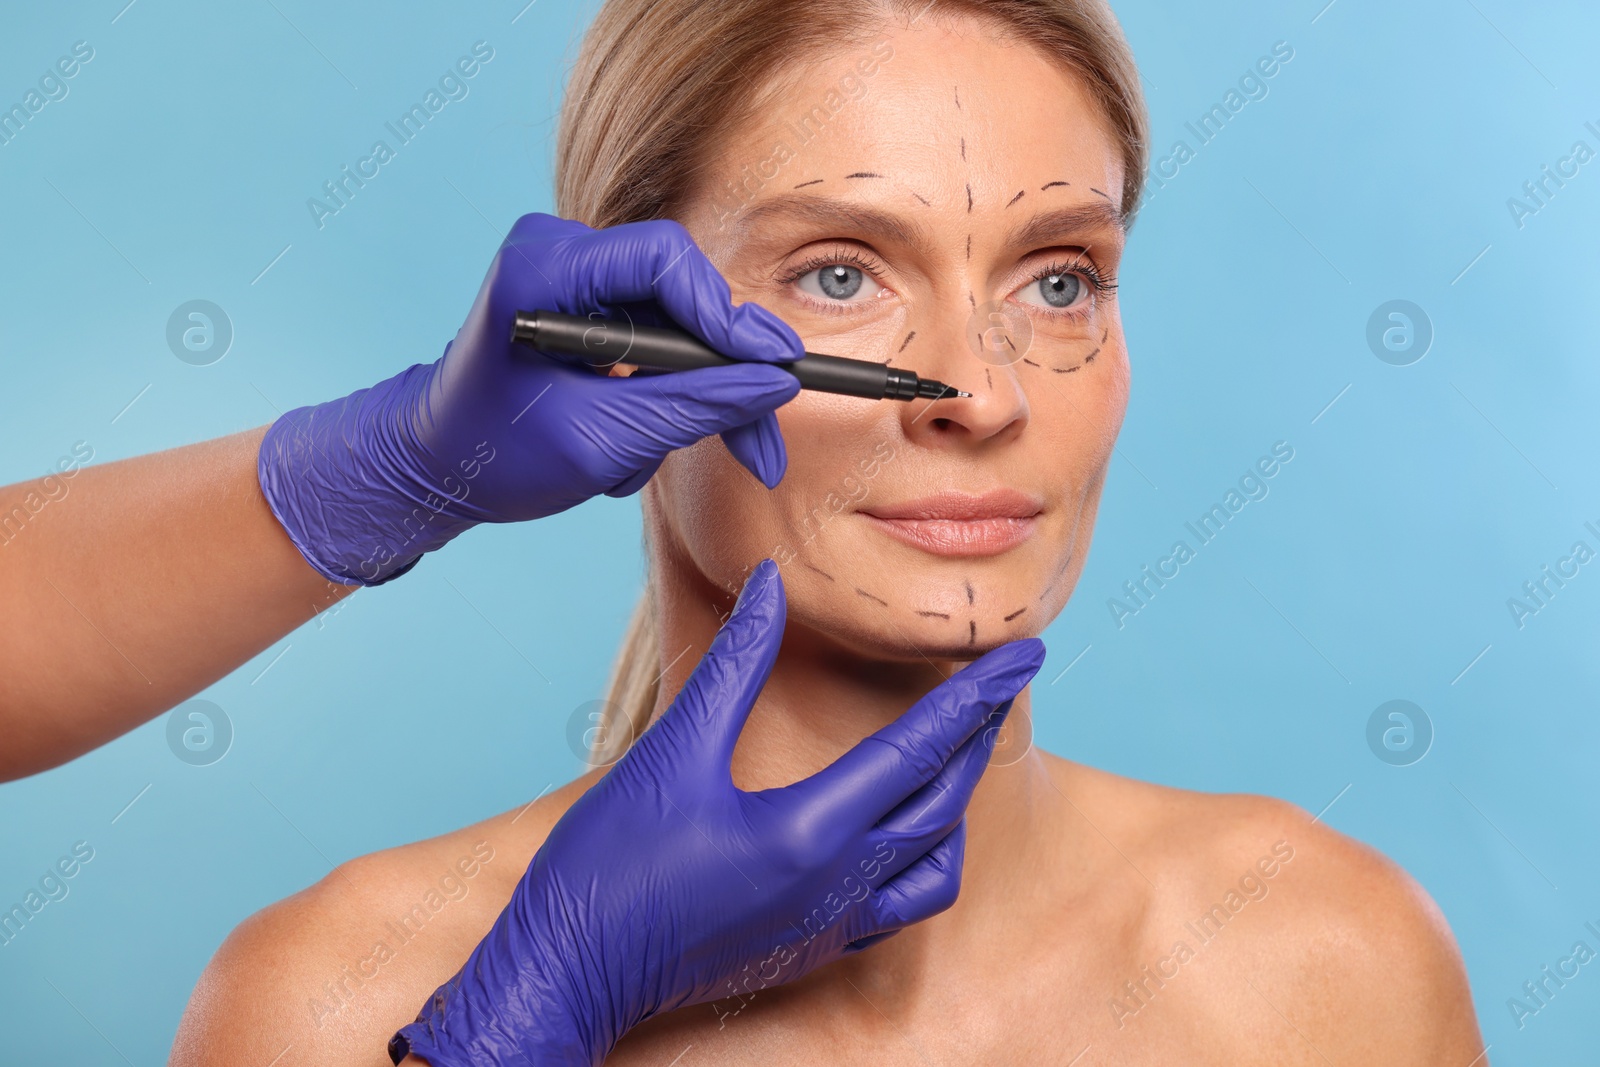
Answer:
(644, 528, 1069, 998)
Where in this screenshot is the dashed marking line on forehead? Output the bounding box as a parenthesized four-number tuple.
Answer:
(1041, 181, 1070, 191)
(985, 368, 993, 388)
(916, 609, 951, 620)
(966, 184, 973, 213)
(846, 172, 883, 180)
(912, 191, 931, 207)
(960, 137, 966, 161)
(1006, 190, 1026, 209)
(1089, 187, 1111, 201)
(966, 234, 971, 261)
(954, 85, 961, 109)
(1021, 357, 1040, 367)
(1101, 327, 1109, 342)
(794, 179, 824, 189)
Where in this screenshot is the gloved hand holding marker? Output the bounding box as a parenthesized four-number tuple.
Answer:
(258, 212, 810, 587)
(389, 560, 1046, 1067)
(512, 309, 971, 402)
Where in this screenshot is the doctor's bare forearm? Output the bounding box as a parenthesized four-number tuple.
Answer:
(0, 426, 353, 781)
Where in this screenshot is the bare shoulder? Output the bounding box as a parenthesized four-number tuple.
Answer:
(170, 771, 601, 1067)
(1043, 757, 1485, 1062)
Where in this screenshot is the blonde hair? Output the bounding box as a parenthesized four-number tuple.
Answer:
(557, 0, 1150, 766)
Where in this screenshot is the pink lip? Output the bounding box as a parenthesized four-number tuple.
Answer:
(860, 490, 1043, 557)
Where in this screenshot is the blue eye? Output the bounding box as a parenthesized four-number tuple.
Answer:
(818, 265, 862, 299)
(796, 263, 882, 303)
(1012, 258, 1110, 313)
(1031, 273, 1084, 308)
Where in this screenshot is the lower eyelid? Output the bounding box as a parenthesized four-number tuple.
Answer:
(789, 287, 874, 315)
(1010, 289, 1097, 320)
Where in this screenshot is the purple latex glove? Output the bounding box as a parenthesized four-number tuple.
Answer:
(388, 559, 1045, 1066)
(258, 213, 803, 586)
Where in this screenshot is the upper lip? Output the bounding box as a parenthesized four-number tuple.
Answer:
(859, 490, 1043, 521)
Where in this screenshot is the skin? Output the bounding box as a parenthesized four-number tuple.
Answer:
(171, 13, 1486, 1066)
(0, 427, 353, 781)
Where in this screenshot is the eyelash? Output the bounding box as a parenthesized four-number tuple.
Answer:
(1035, 253, 1118, 303)
(777, 250, 883, 316)
(778, 247, 1116, 317)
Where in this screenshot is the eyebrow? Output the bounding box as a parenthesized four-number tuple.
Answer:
(1007, 202, 1127, 247)
(730, 193, 1126, 258)
(733, 194, 933, 254)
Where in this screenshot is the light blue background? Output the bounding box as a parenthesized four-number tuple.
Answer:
(2, 0, 1595, 1062)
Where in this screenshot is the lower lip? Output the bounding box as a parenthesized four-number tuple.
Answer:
(861, 514, 1040, 556)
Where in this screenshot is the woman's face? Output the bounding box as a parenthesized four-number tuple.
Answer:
(651, 13, 1130, 661)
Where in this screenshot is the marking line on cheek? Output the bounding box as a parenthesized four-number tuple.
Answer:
(855, 587, 889, 606)
(960, 137, 966, 161)
(1022, 358, 1040, 367)
(916, 610, 951, 620)
(1004, 606, 1027, 621)
(968, 620, 977, 646)
(802, 561, 836, 581)
(985, 368, 993, 388)
(966, 234, 971, 261)
(1006, 190, 1025, 209)
(1050, 347, 1098, 374)
(965, 580, 974, 605)
(966, 185, 973, 213)
(954, 85, 961, 110)
(1039, 553, 1073, 600)
(898, 331, 916, 353)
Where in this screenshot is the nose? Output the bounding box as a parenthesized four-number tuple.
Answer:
(896, 304, 1029, 448)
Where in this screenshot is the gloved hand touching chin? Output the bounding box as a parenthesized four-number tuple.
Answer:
(387, 558, 1047, 1066)
(258, 212, 804, 586)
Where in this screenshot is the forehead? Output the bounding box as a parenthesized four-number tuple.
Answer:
(697, 18, 1125, 216)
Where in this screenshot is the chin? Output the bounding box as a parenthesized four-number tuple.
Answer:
(771, 521, 1068, 663)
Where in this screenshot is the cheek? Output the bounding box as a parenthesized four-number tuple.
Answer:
(1025, 342, 1128, 478)
(655, 437, 768, 586)
(652, 398, 896, 584)
(1087, 344, 1131, 454)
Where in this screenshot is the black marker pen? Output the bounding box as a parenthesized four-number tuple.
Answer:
(511, 310, 971, 402)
